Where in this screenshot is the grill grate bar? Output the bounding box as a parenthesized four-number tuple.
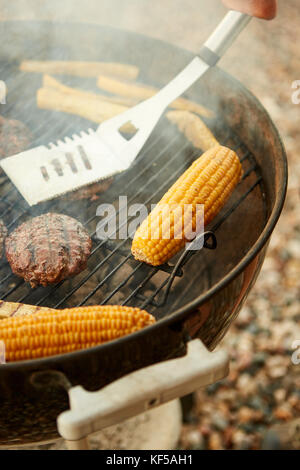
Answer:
(89, 142, 192, 239)
(0, 202, 16, 220)
(241, 163, 257, 181)
(52, 237, 130, 308)
(212, 177, 262, 232)
(240, 150, 251, 162)
(78, 131, 186, 230)
(0, 61, 267, 312)
(2, 128, 171, 233)
(139, 276, 170, 309)
(38, 146, 197, 308)
(0, 35, 270, 319)
(0, 194, 92, 292)
(0, 264, 18, 288)
(0, 187, 18, 204)
(100, 264, 143, 305)
(9, 132, 175, 303)
(121, 267, 158, 306)
(0, 49, 67, 115)
(77, 253, 132, 307)
(0, 130, 263, 309)
(1, 279, 25, 300)
(128, 174, 262, 309)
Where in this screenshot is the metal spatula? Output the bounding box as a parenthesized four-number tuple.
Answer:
(1, 10, 251, 206)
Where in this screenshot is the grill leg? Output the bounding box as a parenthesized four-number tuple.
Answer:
(66, 437, 90, 450)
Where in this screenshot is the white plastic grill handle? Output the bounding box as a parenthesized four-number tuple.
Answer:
(57, 339, 229, 447)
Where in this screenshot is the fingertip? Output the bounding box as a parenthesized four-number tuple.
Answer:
(259, 1, 277, 20)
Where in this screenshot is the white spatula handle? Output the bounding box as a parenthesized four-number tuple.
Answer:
(204, 10, 251, 59)
(149, 11, 251, 108)
(96, 10, 252, 171)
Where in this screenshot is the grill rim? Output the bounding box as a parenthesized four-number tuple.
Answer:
(0, 23, 288, 369)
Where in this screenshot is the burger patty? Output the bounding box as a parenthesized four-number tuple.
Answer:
(5, 213, 92, 287)
(0, 219, 7, 259)
(0, 115, 32, 159)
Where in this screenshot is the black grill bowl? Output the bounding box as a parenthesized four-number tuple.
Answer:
(0, 21, 287, 445)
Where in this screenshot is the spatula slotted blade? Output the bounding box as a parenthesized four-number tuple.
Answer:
(0, 131, 127, 206)
(0, 12, 251, 206)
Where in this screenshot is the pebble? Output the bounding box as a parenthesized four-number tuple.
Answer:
(274, 389, 287, 402)
(286, 240, 300, 258)
(199, 425, 211, 437)
(274, 406, 293, 421)
(236, 374, 257, 395)
(223, 427, 234, 447)
(211, 412, 229, 431)
(238, 407, 256, 424)
(268, 366, 288, 379)
(231, 430, 248, 448)
(288, 394, 300, 408)
(178, 3, 300, 448)
(185, 430, 205, 450)
(247, 396, 266, 411)
(238, 407, 265, 424)
(208, 432, 223, 450)
(235, 306, 254, 327)
(266, 356, 289, 379)
(253, 352, 267, 366)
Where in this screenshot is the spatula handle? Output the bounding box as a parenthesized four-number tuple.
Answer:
(201, 10, 251, 64)
(149, 10, 251, 108)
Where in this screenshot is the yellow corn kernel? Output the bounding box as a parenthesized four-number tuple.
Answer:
(0, 305, 155, 362)
(132, 145, 242, 266)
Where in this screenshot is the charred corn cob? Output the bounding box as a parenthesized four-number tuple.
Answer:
(132, 145, 242, 266)
(20, 60, 139, 80)
(166, 110, 219, 151)
(97, 75, 214, 118)
(0, 300, 56, 320)
(0, 305, 155, 362)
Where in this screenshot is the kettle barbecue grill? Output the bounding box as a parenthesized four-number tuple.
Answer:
(0, 21, 287, 447)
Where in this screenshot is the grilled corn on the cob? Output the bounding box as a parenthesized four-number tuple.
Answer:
(166, 110, 219, 151)
(0, 305, 155, 362)
(132, 145, 242, 266)
(97, 74, 214, 118)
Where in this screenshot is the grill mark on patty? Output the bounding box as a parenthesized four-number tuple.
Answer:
(44, 213, 56, 278)
(60, 213, 72, 270)
(24, 216, 39, 285)
(62, 215, 87, 273)
(60, 213, 72, 280)
(78, 222, 91, 270)
(28, 215, 38, 267)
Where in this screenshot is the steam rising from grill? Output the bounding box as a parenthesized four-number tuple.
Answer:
(0, 18, 267, 320)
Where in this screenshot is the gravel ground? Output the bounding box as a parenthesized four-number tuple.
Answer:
(179, 1, 300, 451)
(1, 0, 299, 450)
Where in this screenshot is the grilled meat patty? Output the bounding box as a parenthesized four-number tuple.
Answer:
(5, 213, 92, 287)
(0, 219, 7, 259)
(0, 115, 32, 159)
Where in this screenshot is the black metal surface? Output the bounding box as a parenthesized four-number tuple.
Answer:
(0, 71, 264, 315)
(0, 21, 287, 445)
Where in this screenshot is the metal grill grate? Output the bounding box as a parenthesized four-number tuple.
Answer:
(0, 58, 267, 317)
